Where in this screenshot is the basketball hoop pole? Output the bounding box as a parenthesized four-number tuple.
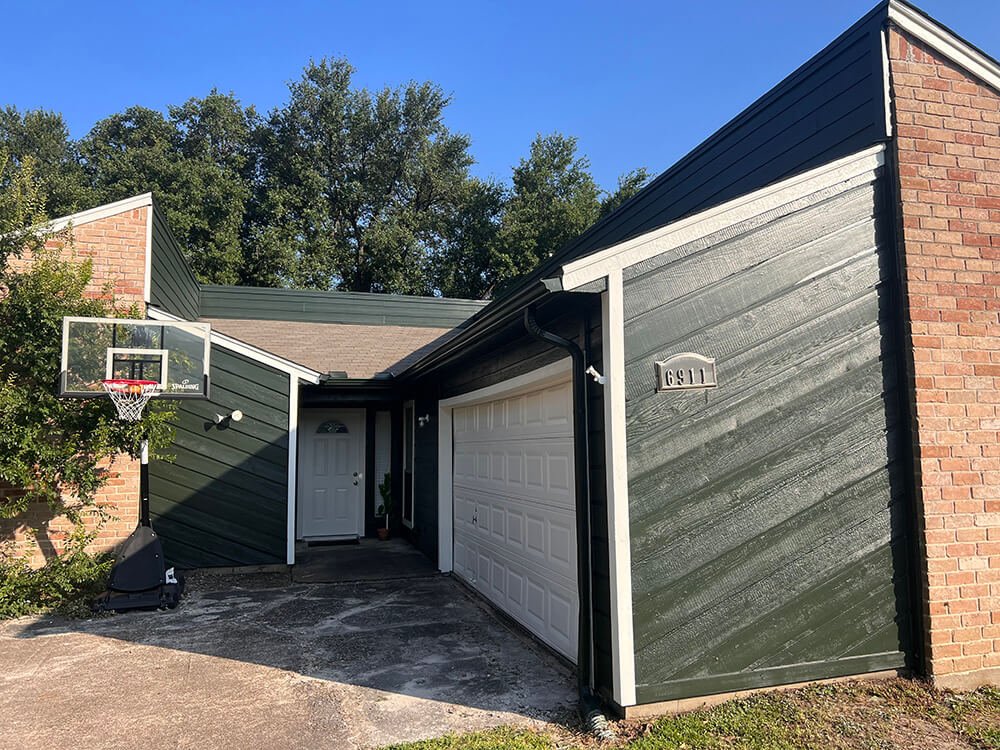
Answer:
(101, 380, 160, 528)
(139, 438, 151, 528)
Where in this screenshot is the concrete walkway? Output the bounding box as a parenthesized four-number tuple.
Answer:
(0, 576, 576, 750)
(293, 538, 439, 583)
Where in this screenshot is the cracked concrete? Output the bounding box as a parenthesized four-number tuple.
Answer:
(0, 576, 576, 750)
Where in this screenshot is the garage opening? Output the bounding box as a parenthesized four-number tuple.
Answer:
(446, 367, 578, 660)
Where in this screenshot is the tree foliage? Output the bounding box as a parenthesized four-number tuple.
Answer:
(6, 60, 651, 299)
(251, 58, 475, 293)
(493, 133, 601, 292)
(79, 93, 259, 285)
(0, 156, 174, 527)
(0, 107, 92, 217)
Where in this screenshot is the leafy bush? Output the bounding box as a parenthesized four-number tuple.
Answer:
(0, 530, 112, 619)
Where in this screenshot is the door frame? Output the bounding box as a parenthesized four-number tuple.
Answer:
(435, 358, 573, 574)
(297, 407, 367, 540)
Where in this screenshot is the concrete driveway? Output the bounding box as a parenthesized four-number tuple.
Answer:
(0, 575, 576, 749)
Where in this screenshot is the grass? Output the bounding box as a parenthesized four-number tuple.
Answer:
(381, 679, 1000, 750)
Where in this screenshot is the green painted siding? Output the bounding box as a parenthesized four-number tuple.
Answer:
(622, 166, 914, 703)
(407, 396, 439, 561)
(149, 207, 200, 320)
(149, 346, 289, 568)
(200, 285, 486, 329)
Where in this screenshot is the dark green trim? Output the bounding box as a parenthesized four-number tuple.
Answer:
(199, 285, 486, 328)
(635, 652, 907, 704)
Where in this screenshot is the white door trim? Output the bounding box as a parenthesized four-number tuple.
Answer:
(437, 358, 573, 574)
(286, 376, 300, 564)
(297, 408, 367, 540)
(603, 268, 637, 707)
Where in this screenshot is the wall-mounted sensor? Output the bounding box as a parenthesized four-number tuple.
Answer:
(230, 410, 243, 422)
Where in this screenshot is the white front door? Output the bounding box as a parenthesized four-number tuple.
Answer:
(299, 409, 365, 539)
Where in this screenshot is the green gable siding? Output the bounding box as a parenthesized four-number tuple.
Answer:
(148, 207, 200, 320)
(149, 346, 289, 568)
(200, 285, 486, 329)
(622, 166, 914, 703)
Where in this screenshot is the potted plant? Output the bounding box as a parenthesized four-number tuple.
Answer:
(376, 472, 393, 540)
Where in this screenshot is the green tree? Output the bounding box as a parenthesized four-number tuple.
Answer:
(79, 93, 259, 285)
(0, 107, 92, 217)
(0, 157, 174, 541)
(430, 177, 506, 299)
(493, 133, 601, 291)
(251, 58, 477, 293)
(599, 167, 651, 219)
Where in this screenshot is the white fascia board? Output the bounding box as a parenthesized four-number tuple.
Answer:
(146, 306, 322, 383)
(557, 145, 886, 291)
(45, 193, 153, 233)
(144, 203, 154, 304)
(888, 1, 1000, 94)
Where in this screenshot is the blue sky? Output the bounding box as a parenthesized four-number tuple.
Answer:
(3, 1, 998, 191)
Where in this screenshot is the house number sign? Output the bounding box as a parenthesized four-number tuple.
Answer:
(655, 352, 718, 391)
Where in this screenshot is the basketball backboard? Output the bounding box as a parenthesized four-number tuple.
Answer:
(60, 317, 211, 399)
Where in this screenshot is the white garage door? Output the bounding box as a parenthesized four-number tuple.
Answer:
(451, 376, 578, 660)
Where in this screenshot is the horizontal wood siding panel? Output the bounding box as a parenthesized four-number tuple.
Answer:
(149, 346, 289, 568)
(623, 168, 914, 701)
(410, 396, 439, 561)
(200, 285, 486, 329)
(149, 209, 200, 320)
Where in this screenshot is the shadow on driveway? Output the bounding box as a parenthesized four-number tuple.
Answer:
(0, 576, 576, 750)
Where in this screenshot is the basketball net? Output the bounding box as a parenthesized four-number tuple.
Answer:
(101, 379, 161, 422)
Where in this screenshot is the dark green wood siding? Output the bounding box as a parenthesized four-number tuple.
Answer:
(149, 346, 289, 568)
(200, 285, 486, 328)
(149, 207, 200, 320)
(408, 396, 439, 561)
(623, 167, 914, 703)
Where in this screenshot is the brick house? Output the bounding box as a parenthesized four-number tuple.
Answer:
(2, 0, 997, 717)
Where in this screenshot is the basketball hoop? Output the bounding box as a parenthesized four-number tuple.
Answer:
(101, 379, 161, 422)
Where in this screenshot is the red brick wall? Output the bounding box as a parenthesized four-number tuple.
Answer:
(1, 206, 148, 567)
(889, 28, 1000, 689)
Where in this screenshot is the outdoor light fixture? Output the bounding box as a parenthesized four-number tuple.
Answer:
(214, 410, 244, 424)
(418, 414, 431, 427)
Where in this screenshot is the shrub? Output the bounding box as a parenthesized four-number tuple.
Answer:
(0, 529, 112, 619)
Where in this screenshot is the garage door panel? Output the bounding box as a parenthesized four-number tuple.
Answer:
(457, 486, 577, 583)
(454, 439, 575, 509)
(452, 376, 577, 661)
(453, 383, 573, 443)
(460, 532, 577, 660)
